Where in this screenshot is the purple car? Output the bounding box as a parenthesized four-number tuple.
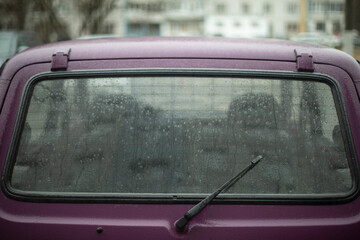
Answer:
(0, 38, 359, 239)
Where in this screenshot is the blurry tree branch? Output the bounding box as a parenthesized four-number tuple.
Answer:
(34, 0, 70, 42)
(0, 0, 29, 30)
(0, 0, 69, 43)
(75, 0, 117, 35)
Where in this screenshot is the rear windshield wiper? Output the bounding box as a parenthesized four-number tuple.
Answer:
(175, 155, 263, 233)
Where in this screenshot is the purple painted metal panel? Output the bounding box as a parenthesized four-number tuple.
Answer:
(51, 49, 71, 71)
(1, 38, 358, 95)
(0, 64, 51, 171)
(315, 64, 360, 164)
(0, 38, 359, 239)
(0, 79, 10, 112)
(294, 49, 314, 72)
(1, 38, 359, 92)
(0, 38, 314, 80)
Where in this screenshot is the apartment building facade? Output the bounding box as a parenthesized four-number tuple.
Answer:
(52, 0, 345, 40)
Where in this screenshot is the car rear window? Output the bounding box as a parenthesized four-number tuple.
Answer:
(9, 74, 354, 200)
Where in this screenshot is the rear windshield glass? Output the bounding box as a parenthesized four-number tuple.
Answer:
(11, 76, 352, 197)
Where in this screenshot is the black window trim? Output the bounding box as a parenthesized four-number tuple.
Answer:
(2, 68, 359, 205)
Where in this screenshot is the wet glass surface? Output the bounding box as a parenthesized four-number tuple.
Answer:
(11, 76, 351, 195)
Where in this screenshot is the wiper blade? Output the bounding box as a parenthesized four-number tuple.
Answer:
(175, 155, 263, 233)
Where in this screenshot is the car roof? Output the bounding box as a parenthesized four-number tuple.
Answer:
(1, 37, 359, 81)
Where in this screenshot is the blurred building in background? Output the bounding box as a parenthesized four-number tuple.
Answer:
(307, 0, 345, 35)
(163, 0, 205, 37)
(124, 0, 164, 36)
(0, 0, 350, 41)
(204, 0, 270, 38)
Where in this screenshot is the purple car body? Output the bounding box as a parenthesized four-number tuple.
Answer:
(0, 38, 360, 239)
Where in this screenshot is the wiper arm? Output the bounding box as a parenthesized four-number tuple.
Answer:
(175, 155, 263, 233)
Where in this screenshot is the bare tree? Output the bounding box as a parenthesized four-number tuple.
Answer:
(33, 0, 70, 42)
(0, 0, 30, 30)
(0, 0, 70, 42)
(75, 0, 117, 35)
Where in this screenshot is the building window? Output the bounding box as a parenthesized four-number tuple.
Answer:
(127, 23, 160, 37)
(329, 2, 344, 12)
(127, 3, 140, 10)
(216, 3, 226, 14)
(310, 2, 343, 13)
(287, 23, 298, 33)
(316, 22, 326, 31)
(102, 23, 114, 34)
(263, 3, 271, 14)
(310, 2, 325, 13)
(234, 21, 242, 28)
(147, 2, 163, 12)
(149, 24, 160, 35)
(216, 21, 224, 27)
(170, 2, 181, 10)
(287, 2, 298, 13)
(251, 21, 259, 28)
(128, 23, 141, 34)
(242, 3, 250, 14)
